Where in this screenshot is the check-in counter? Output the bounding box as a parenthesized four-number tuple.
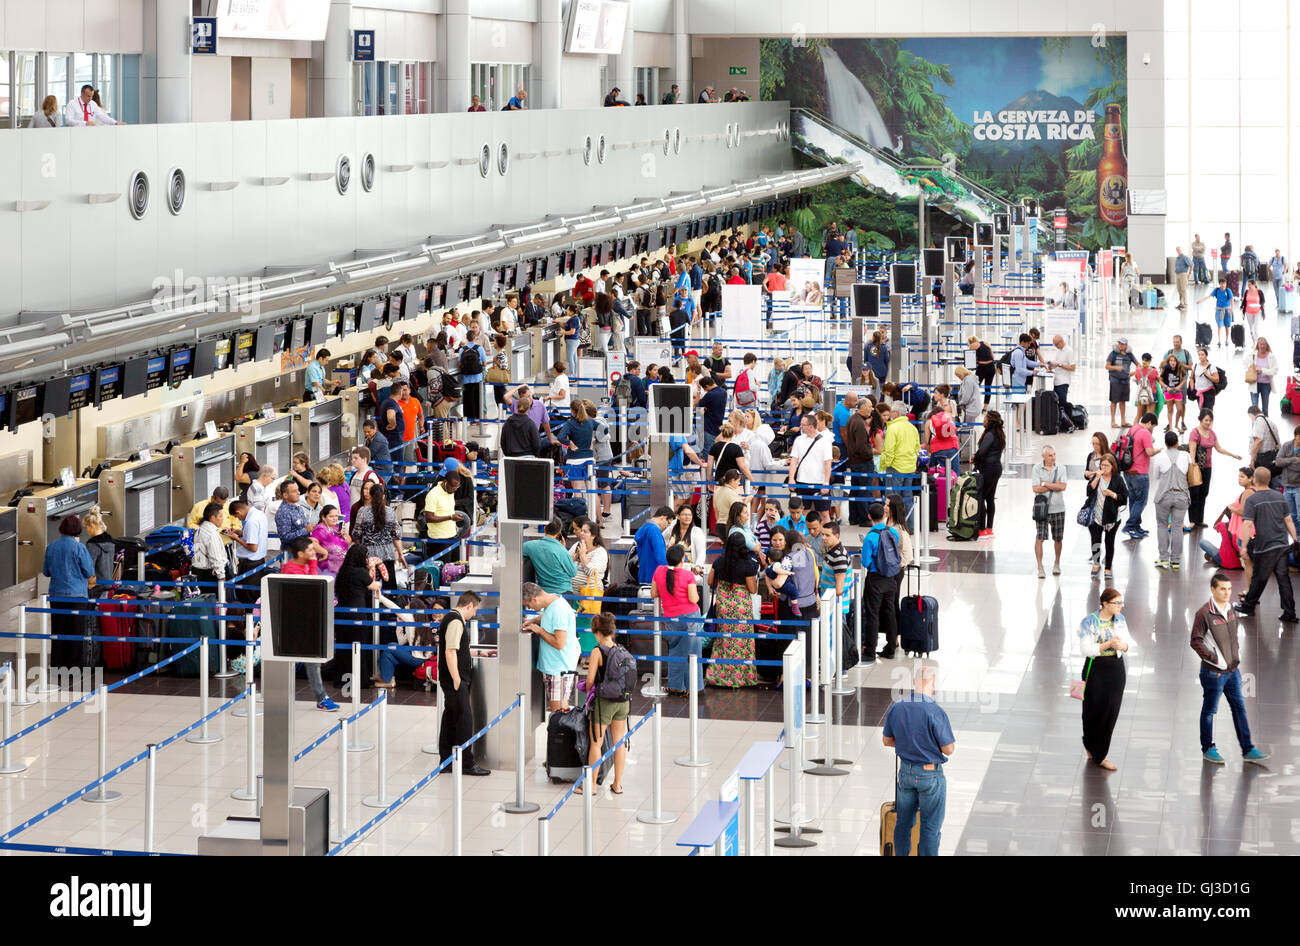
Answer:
(339, 385, 367, 445)
(0, 506, 18, 594)
(99, 456, 174, 538)
(16, 480, 100, 581)
(171, 433, 236, 520)
(290, 396, 346, 467)
(234, 414, 294, 480)
(510, 333, 533, 385)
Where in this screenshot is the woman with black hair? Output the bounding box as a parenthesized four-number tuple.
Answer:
(705, 530, 761, 688)
(350, 483, 403, 594)
(236, 452, 260, 503)
(651, 544, 702, 695)
(974, 409, 1006, 538)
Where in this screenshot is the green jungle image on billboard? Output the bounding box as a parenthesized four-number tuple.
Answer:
(762, 35, 1127, 251)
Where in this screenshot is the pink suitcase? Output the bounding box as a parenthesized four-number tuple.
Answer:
(930, 466, 951, 523)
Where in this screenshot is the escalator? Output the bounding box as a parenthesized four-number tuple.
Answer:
(791, 107, 1008, 224)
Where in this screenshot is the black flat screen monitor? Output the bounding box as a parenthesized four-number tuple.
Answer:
(234, 331, 255, 364)
(430, 283, 445, 309)
(852, 283, 880, 320)
(254, 325, 276, 361)
(648, 229, 664, 252)
(192, 338, 218, 377)
(214, 338, 233, 372)
(169, 347, 194, 384)
(994, 213, 1011, 236)
(42, 376, 72, 418)
(922, 249, 946, 278)
(448, 277, 466, 304)
(145, 355, 169, 390)
(500, 457, 555, 526)
(123, 356, 151, 398)
(262, 575, 333, 662)
(11, 385, 40, 427)
(467, 272, 483, 299)
(975, 223, 993, 247)
(648, 383, 693, 438)
(358, 300, 378, 333)
(67, 372, 94, 411)
(95, 365, 122, 404)
(945, 237, 968, 264)
(1011, 205, 1025, 226)
(289, 320, 307, 350)
(309, 312, 328, 347)
(890, 263, 917, 296)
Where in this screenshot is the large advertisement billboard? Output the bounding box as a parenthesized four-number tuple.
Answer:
(762, 36, 1127, 251)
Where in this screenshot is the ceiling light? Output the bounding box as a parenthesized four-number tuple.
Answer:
(619, 203, 665, 221)
(565, 217, 612, 233)
(435, 240, 506, 262)
(504, 225, 571, 246)
(342, 256, 430, 282)
(670, 197, 706, 210)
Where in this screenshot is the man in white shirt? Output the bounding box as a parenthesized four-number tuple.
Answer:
(788, 415, 833, 516)
(1150, 429, 1191, 567)
(64, 85, 123, 126)
(245, 465, 278, 512)
(1046, 334, 1077, 411)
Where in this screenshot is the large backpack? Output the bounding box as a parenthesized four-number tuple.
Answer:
(596, 643, 638, 701)
(1212, 366, 1228, 394)
(1114, 432, 1135, 472)
(873, 527, 902, 577)
(947, 472, 982, 540)
(435, 367, 462, 400)
(735, 368, 757, 408)
(458, 345, 483, 376)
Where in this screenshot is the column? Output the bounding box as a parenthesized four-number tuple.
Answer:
(535, 0, 563, 110)
(438, 0, 472, 114)
(142, 0, 192, 123)
(317, 0, 353, 117)
(611, 2, 635, 103)
(670, 0, 691, 101)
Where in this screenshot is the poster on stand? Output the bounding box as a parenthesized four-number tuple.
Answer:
(1042, 259, 1085, 340)
(721, 285, 763, 359)
(787, 258, 826, 311)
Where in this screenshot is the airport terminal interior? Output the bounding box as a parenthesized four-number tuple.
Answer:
(0, 0, 1297, 875)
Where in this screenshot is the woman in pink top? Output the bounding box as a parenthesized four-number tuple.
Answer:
(651, 545, 702, 695)
(312, 504, 349, 576)
(924, 393, 961, 470)
(1187, 408, 1243, 529)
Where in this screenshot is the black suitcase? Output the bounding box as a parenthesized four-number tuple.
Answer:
(897, 565, 939, 657)
(1195, 322, 1213, 346)
(1070, 404, 1089, 430)
(1231, 323, 1246, 349)
(1031, 389, 1058, 435)
(1058, 403, 1075, 433)
(546, 704, 588, 783)
(926, 471, 940, 533)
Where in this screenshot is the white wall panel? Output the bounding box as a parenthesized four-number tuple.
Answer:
(118, 0, 144, 52)
(17, 130, 70, 314)
(191, 55, 232, 123)
(84, 0, 118, 53)
(111, 125, 160, 313)
(923, 0, 972, 34)
(4, 0, 46, 49)
(44, 0, 83, 52)
(153, 122, 199, 284)
(250, 58, 293, 121)
(263, 122, 302, 263)
(1066, 0, 1116, 34)
(781, 0, 830, 36)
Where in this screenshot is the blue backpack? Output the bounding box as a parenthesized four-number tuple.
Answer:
(874, 527, 902, 577)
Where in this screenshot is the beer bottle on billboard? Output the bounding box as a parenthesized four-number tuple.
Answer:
(1097, 103, 1127, 227)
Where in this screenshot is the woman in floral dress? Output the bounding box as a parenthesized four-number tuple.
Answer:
(705, 530, 760, 688)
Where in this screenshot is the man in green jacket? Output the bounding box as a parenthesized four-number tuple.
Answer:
(880, 407, 921, 525)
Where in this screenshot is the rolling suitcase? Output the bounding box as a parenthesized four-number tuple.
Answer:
(1128, 288, 1142, 308)
(930, 465, 951, 524)
(1031, 389, 1058, 435)
(1279, 284, 1296, 314)
(947, 472, 981, 541)
(545, 701, 589, 783)
(1144, 287, 1159, 308)
(880, 755, 920, 856)
(1195, 322, 1213, 347)
(1227, 271, 1241, 294)
(1231, 323, 1246, 349)
(166, 594, 220, 677)
(99, 594, 140, 671)
(898, 565, 939, 657)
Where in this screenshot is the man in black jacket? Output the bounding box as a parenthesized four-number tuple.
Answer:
(500, 395, 543, 457)
(1192, 572, 1269, 765)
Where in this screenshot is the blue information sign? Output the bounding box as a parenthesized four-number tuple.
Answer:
(353, 30, 375, 62)
(192, 17, 217, 55)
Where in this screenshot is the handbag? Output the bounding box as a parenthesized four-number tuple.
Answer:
(1076, 499, 1094, 527)
(1187, 461, 1203, 487)
(1033, 493, 1050, 522)
(486, 365, 511, 383)
(1244, 362, 1258, 383)
(1069, 657, 1093, 701)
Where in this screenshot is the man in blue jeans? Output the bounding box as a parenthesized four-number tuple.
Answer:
(882, 665, 955, 855)
(1190, 572, 1270, 765)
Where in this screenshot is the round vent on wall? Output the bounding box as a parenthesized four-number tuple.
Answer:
(582, 135, 594, 166)
(165, 167, 185, 215)
(596, 135, 607, 165)
(733, 123, 742, 148)
(360, 152, 376, 192)
(128, 170, 150, 219)
(479, 143, 492, 178)
(663, 128, 672, 155)
(672, 128, 682, 155)
(498, 142, 510, 176)
(336, 154, 351, 194)
(725, 123, 734, 149)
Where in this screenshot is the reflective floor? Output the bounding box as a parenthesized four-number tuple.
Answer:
(3, 279, 1299, 855)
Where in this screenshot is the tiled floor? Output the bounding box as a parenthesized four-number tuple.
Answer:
(4, 281, 1300, 856)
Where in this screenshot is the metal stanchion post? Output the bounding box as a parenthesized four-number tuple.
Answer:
(804, 629, 824, 726)
(773, 728, 817, 848)
(232, 615, 262, 718)
(764, 768, 776, 855)
(30, 595, 58, 697)
(12, 609, 35, 707)
(743, 778, 755, 856)
(538, 817, 550, 857)
(503, 693, 539, 814)
(674, 654, 710, 767)
(231, 683, 258, 801)
(831, 599, 853, 696)
(642, 602, 667, 699)
(916, 477, 939, 565)
(421, 688, 441, 756)
(0, 665, 28, 774)
(452, 745, 463, 856)
(582, 765, 595, 857)
(363, 693, 392, 808)
(143, 743, 157, 853)
(83, 685, 122, 803)
(332, 718, 349, 844)
(636, 708, 677, 825)
(349, 642, 374, 752)
(215, 579, 237, 678)
(187, 638, 222, 744)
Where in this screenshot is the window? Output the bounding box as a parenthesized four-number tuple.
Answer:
(0, 53, 10, 129)
(354, 60, 435, 116)
(47, 53, 69, 104)
(471, 62, 532, 111)
(635, 66, 657, 106)
(95, 54, 114, 115)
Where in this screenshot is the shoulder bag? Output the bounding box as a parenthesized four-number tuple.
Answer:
(1069, 657, 1092, 700)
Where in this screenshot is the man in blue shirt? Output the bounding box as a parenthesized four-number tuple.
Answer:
(634, 507, 674, 584)
(697, 375, 727, 457)
(379, 382, 406, 457)
(862, 502, 901, 661)
(882, 665, 956, 856)
(625, 361, 647, 410)
(1173, 246, 1192, 311)
(1269, 249, 1288, 306)
(305, 348, 335, 400)
(1211, 277, 1235, 347)
(688, 258, 704, 312)
(504, 89, 527, 110)
(775, 496, 810, 536)
(1009, 333, 1039, 388)
(362, 417, 391, 471)
(832, 392, 857, 448)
